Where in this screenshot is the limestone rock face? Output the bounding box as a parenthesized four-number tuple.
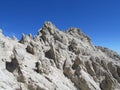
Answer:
(0, 22, 120, 90)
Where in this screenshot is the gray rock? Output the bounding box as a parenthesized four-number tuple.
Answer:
(0, 21, 120, 90)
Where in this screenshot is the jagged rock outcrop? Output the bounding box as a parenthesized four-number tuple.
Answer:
(0, 21, 120, 90)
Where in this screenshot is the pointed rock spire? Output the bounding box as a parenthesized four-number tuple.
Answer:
(38, 21, 57, 35)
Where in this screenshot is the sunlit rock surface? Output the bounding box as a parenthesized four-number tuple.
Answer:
(0, 22, 120, 90)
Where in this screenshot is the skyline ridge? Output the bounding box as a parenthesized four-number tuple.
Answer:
(0, 21, 120, 54)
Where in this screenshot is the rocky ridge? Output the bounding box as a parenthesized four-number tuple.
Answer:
(0, 22, 120, 90)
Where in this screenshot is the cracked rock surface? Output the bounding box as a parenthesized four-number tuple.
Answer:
(0, 22, 120, 90)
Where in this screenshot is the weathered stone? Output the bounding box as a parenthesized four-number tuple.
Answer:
(0, 22, 120, 90)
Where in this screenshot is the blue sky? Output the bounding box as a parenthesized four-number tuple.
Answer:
(0, 0, 120, 54)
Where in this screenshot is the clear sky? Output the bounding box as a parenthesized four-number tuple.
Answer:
(0, 0, 120, 54)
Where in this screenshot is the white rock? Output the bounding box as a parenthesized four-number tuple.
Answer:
(0, 21, 120, 90)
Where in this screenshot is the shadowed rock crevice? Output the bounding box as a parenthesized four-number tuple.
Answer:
(45, 49, 55, 60)
(6, 58, 19, 72)
(6, 57, 25, 83)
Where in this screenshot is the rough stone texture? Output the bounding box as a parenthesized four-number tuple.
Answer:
(0, 22, 120, 90)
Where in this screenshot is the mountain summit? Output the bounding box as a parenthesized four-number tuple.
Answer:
(0, 22, 120, 90)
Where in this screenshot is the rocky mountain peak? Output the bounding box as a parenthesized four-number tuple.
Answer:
(67, 27, 82, 34)
(43, 21, 56, 30)
(67, 27, 91, 42)
(0, 22, 120, 90)
(37, 21, 57, 36)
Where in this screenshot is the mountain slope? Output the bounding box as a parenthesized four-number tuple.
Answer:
(0, 22, 120, 90)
